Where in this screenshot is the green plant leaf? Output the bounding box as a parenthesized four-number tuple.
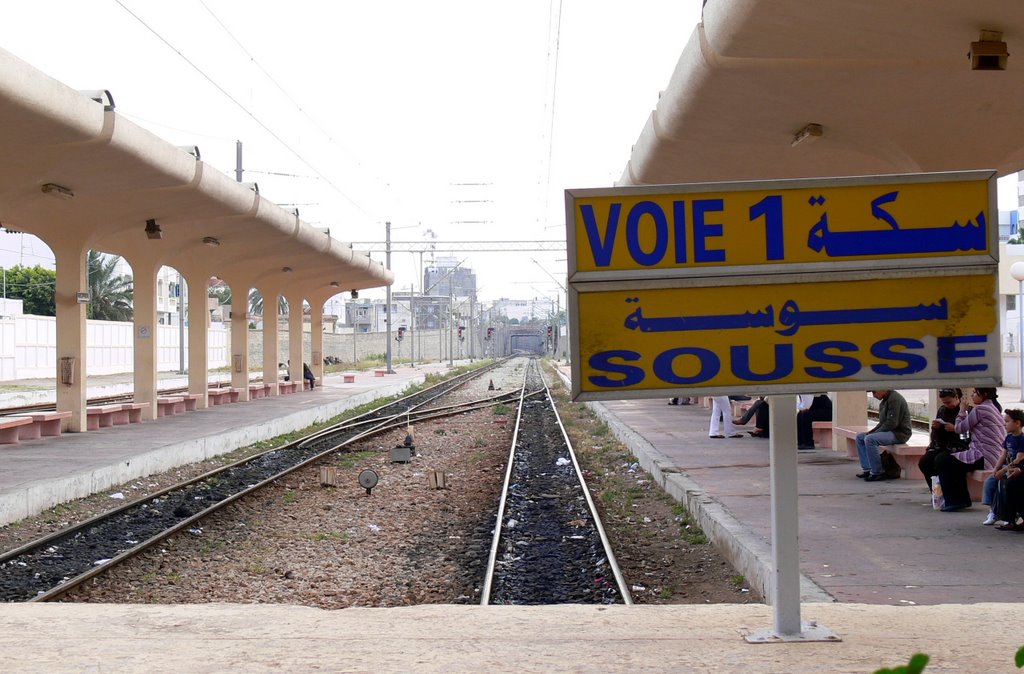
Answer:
(1015, 645, 1024, 668)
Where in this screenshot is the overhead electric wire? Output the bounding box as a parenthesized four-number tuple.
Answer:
(541, 0, 563, 230)
(113, 0, 375, 221)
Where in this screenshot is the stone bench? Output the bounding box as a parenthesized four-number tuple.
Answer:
(374, 369, 386, 377)
(278, 381, 298, 395)
(834, 425, 930, 479)
(12, 410, 72, 440)
(182, 394, 199, 411)
(968, 469, 994, 502)
(342, 372, 356, 384)
(248, 384, 270, 400)
(87, 404, 127, 430)
(811, 421, 832, 449)
(156, 397, 184, 417)
(208, 388, 236, 406)
(121, 402, 148, 424)
(0, 416, 34, 444)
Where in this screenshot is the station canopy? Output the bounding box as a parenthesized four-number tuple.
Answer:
(0, 47, 392, 296)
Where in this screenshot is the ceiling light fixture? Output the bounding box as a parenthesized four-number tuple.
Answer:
(145, 218, 162, 240)
(350, 289, 359, 299)
(791, 123, 823, 147)
(329, 281, 340, 288)
(41, 183, 74, 200)
(281, 266, 293, 273)
(202, 236, 220, 247)
(969, 30, 1008, 71)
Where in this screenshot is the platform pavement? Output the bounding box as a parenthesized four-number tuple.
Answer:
(577, 383, 1024, 606)
(0, 364, 454, 526)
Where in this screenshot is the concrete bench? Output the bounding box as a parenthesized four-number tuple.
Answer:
(884, 439, 930, 480)
(121, 402, 148, 424)
(12, 410, 72, 440)
(968, 469, 994, 502)
(278, 381, 298, 395)
(248, 384, 270, 400)
(0, 416, 34, 444)
(342, 372, 356, 384)
(811, 421, 833, 449)
(303, 378, 314, 390)
(182, 394, 199, 411)
(374, 369, 386, 377)
(156, 397, 184, 417)
(87, 404, 126, 430)
(833, 425, 874, 458)
(208, 388, 235, 406)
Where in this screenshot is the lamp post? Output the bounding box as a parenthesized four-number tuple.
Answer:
(1012, 262, 1024, 402)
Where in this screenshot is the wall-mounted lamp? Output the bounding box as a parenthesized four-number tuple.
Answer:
(282, 266, 293, 273)
(41, 183, 74, 200)
(145, 218, 162, 240)
(350, 289, 359, 299)
(969, 31, 1008, 71)
(329, 281, 340, 288)
(202, 236, 220, 247)
(791, 123, 823, 147)
(77, 89, 115, 111)
(178, 145, 201, 160)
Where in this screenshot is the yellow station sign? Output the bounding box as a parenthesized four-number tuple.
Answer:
(567, 172, 995, 279)
(573, 273, 999, 399)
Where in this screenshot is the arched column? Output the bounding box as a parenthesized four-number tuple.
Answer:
(259, 284, 281, 395)
(128, 256, 160, 420)
(183, 269, 212, 408)
(286, 292, 304, 392)
(52, 242, 88, 432)
(225, 276, 251, 401)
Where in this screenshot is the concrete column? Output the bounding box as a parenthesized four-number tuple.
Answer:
(287, 293, 304, 392)
(131, 259, 159, 421)
(185, 270, 210, 409)
(261, 286, 280, 396)
(228, 280, 251, 400)
(833, 390, 868, 448)
(52, 245, 87, 432)
(310, 301, 324, 381)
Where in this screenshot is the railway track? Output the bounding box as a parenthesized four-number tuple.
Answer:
(0, 360, 514, 602)
(482, 358, 631, 605)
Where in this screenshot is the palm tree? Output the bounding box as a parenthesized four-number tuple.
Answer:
(248, 288, 288, 317)
(87, 250, 133, 321)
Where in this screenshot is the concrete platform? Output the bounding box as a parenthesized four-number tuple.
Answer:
(0, 365, 447, 525)
(2, 603, 1020, 673)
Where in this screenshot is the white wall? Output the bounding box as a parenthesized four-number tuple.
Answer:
(7, 314, 229, 379)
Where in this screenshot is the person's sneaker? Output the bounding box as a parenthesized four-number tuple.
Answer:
(856, 471, 871, 479)
(864, 473, 889, 482)
(983, 512, 997, 525)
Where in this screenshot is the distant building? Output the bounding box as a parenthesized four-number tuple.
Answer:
(424, 256, 476, 299)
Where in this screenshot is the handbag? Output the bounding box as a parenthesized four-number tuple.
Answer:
(931, 475, 944, 511)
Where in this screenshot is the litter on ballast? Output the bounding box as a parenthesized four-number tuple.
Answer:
(555, 457, 571, 466)
(109, 492, 124, 500)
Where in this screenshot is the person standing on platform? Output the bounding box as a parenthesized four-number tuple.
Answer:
(708, 396, 742, 439)
(855, 390, 912, 482)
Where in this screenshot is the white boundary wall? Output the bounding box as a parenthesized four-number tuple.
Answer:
(0, 315, 229, 379)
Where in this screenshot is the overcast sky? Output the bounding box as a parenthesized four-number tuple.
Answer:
(0, 0, 706, 303)
(0, 1, 1017, 304)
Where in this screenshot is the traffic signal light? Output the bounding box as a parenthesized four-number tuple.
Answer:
(457, 326, 465, 340)
(547, 325, 553, 338)
(486, 327, 494, 340)
(397, 326, 406, 340)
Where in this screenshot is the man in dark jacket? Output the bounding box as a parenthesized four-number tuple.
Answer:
(855, 390, 912, 481)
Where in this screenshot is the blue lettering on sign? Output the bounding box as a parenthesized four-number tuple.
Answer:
(804, 341, 861, 378)
(673, 201, 687, 264)
(580, 203, 621, 267)
(626, 201, 669, 266)
(937, 335, 988, 372)
(587, 350, 644, 387)
(585, 334, 989, 389)
(731, 344, 794, 381)
(869, 338, 927, 375)
(652, 347, 720, 384)
(693, 199, 726, 263)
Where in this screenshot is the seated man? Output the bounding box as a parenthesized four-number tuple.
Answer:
(855, 390, 912, 482)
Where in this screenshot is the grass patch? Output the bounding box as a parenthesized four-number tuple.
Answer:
(311, 531, 347, 542)
(338, 450, 376, 469)
(282, 490, 298, 504)
(493, 403, 511, 416)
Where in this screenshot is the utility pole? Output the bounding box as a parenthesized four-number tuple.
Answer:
(408, 284, 415, 366)
(178, 273, 187, 374)
(385, 221, 394, 373)
(448, 282, 454, 367)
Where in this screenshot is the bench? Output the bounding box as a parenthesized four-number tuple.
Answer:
(121, 402, 148, 424)
(374, 369, 386, 377)
(833, 425, 874, 458)
(11, 410, 72, 440)
(968, 470, 994, 502)
(207, 388, 235, 406)
(834, 425, 931, 479)
(156, 397, 184, 417)
(342, 372, 356, 384)
(0, 416, 34, 444)
(87, 404, 126, 430)
(304, 378, 314, 390)
(812, 421, 833, 449)
(278, 381, 298, 395)
(248, 384, 270, 400)
(182, 394, 199, 411)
